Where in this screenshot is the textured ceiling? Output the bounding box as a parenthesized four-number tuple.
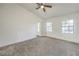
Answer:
(18, 3, 79, 19)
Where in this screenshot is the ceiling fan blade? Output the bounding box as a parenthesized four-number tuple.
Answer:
(44, 5, 52, 8)
(36, 3, 41, 7)
(40, 3, 43, 5)
(36, 3, 43, 6)
(36, 7, 40, 9)
(36, 3, 40, 5)
(43, 8, 46, 12)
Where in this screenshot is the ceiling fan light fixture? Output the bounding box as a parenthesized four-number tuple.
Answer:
(41, 5, 44, 8)
(36, 3, 53, 12)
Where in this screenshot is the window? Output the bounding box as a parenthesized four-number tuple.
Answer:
(37, 22, 40, 33)
(46, 22, 52, 32)
(62, 20, 74, 34)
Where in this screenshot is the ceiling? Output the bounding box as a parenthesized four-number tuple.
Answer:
(18, 3, 79, 19)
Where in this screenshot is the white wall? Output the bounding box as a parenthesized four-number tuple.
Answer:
(0, 4, 42, 47)
(45, 12, 79, 43)
(41, 20, 47, 36)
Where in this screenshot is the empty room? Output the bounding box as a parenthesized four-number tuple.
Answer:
(0, 3, 79, 56)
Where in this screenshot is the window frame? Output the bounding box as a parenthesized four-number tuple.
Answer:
(46, 22, 52, 32)
(62, 20, 74, 34)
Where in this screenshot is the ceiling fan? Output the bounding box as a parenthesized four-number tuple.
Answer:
(36, 3, 52, 12)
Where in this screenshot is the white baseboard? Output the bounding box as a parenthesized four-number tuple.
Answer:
(46, 35, 79, 44)
(0, 36, 36, 48)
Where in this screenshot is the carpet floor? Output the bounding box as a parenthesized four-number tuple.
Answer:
(0, 36, 79, 56)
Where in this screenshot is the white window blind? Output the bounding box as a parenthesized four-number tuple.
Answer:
(62, 20, 74, 34)
(46, 22, 52, 32)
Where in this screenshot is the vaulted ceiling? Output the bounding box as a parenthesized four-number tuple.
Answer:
(18, 3, 79, 19)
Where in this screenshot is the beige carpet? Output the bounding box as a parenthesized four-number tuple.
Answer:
(0, 36, 79, 56)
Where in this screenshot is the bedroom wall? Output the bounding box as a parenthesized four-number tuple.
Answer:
(45, 12, 78, 43)
(0, 4, 42, 47)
